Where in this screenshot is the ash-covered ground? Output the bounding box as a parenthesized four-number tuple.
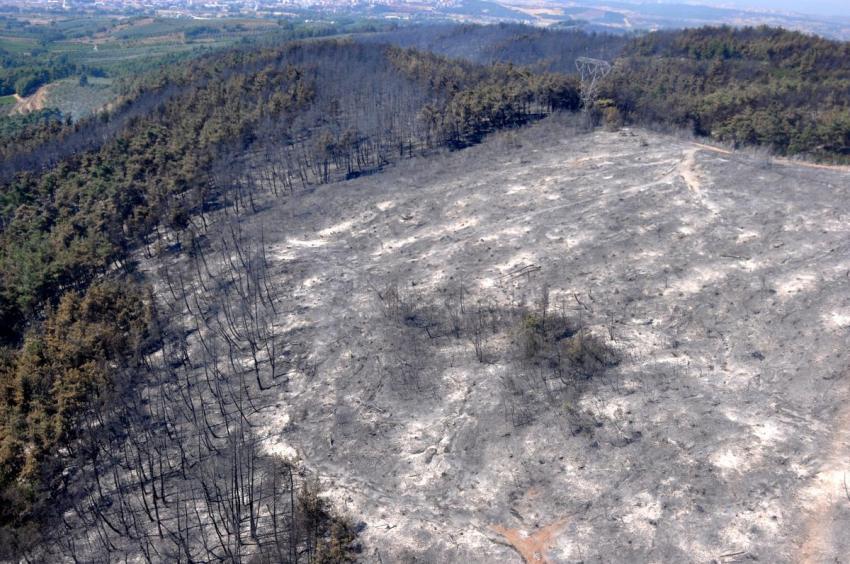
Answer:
(233, 118, 850, 562)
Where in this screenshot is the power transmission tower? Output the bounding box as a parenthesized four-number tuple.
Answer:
(575, 57, 612, 111)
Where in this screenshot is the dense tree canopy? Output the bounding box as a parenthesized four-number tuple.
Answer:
(603, 26, 850, 160)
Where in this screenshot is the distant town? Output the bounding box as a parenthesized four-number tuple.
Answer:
(1, 0, 849, 39)
(0, 0, 464, 20)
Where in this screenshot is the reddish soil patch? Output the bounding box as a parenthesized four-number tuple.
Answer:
(491, 519, 569, 563)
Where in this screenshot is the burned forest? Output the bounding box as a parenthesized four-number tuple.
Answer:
(1, 21, 850, 564)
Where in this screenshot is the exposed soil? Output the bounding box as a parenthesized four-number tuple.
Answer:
(797, 396, 850, 562)
(492, 519, 570, 563)
(11, 84, 51, 114)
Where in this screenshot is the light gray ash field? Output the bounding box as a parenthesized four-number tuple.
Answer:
(175, 117, 850, 562)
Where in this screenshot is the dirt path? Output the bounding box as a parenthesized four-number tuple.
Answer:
(773, 157, 850, 173)
(797, 382, 850, 563)
(691, 141, 733, 155)
(691, 141, 850, 172)
(679, 147, 721, 213)
(679, 148, 702, 194)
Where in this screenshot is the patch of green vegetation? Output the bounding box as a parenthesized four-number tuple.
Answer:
(48, 16, 118, 38)
(113, 17, 276, 41)
(605, 26, 850, 161)
(0, 94, 15, 106)
(0, 108, 62, 156)
(0, 13, 396, 117)
(0, 35, 35, 53)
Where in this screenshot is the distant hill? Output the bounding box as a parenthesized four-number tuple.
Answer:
(604, 26, 850, 160)
(306, 0, 850, 40)
(362, 23, 631, 74)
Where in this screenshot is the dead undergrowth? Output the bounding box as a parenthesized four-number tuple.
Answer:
(374, 279, 619, 426)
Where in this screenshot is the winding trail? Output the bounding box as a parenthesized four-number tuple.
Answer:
(691, 142, 733, 155)
(679, 147, 720, 213)
(691, 141, 850, 172)
(679, 148, 702, 194)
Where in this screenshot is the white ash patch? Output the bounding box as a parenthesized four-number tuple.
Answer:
(202, 118, 850, 562)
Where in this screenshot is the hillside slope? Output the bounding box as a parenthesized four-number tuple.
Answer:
(147, 116, 850, 561)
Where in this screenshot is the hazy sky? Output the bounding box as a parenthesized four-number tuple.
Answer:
(690, 1, 850, 17)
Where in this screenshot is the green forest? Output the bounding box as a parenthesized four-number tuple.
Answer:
(605, 26, 850, 160)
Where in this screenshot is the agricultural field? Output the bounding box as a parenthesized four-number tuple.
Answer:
(0, 13, 368, 119)
(40, 76, 115, 119)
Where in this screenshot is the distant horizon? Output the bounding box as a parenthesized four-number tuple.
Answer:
(6, 0, 850, 19)
(618, 0, 850, 18)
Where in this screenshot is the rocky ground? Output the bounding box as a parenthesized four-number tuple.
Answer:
(236, 117, 850, 563)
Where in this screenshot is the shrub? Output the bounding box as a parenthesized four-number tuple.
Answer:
(515, 309, 617, 380)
